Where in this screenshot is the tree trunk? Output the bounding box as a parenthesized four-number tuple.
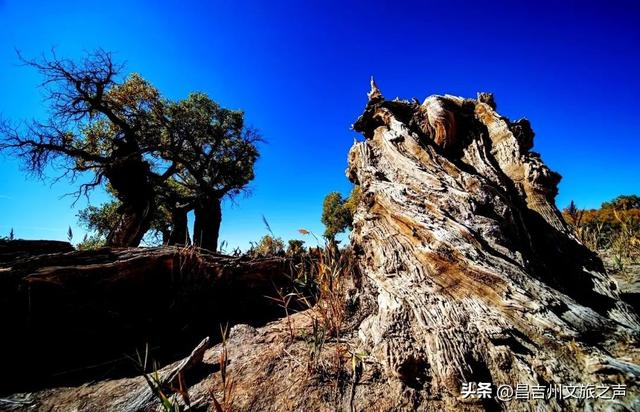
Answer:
(167, 207, 191, 246)
(161, 228, 170, 245)
(104, 151, 157, 247)
(344, 84, 639, 409)
(106, 201, 154, 247)
(193, 196, 222, 252)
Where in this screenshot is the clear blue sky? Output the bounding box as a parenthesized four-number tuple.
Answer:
(0, 0, 638, 249)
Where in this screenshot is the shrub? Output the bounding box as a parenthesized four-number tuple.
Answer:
(562, 195, 640, 260)
(286, 239, 306, 257)
(248, 235, 285, 257)
(77, 234, 106, 250)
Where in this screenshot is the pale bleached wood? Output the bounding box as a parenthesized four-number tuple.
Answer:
(347, 84, 639, 410)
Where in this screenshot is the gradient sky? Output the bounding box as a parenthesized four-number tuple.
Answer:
(0, 0, 638, 249)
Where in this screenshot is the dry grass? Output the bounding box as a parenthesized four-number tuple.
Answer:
(134, 344, 187, 412)
(209, 324, 235, 412)
(564, 205, 640, 267)
(285, 238, 354, 370)
(263, 230, 370, 407)
(147, 231, 364, 410)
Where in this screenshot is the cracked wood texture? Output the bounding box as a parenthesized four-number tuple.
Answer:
(347, 83, 640, 411)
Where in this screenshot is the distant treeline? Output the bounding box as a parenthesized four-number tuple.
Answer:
(562, 195, 640, 263)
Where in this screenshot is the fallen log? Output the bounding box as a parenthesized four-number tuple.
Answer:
(0, 244, 292, 394)
(0, 239, 74, 264)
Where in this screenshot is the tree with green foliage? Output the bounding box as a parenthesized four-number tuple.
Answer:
(2, 50, 260, 251)
(0, 51, 167, 246)
(77, 200, 121, 240)
(321, 192, 350, 241)
(321, 187, 361, 241)
(250, 235, 285, 257)
(161, 93, 260, 251)
(602, 195, 640, 211)
(343, 186, 362, 217)
(77, 197, 172, 246)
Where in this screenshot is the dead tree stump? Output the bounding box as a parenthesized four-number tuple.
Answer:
(347, 83, 639, 410)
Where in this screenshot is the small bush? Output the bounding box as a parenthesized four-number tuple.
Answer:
(248, 235, 285, 257)
(76, 234, 106, 250)
(286, 239, 306, 257)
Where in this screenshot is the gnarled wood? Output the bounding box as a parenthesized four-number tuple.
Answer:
(347, 85, 639, 410)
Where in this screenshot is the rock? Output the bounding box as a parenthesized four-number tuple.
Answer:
(5, 311, 397, 412)
(368, 76, 384, 102)
(476, 92, 496, 110)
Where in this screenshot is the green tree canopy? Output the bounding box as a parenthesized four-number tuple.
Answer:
(161, 93, 260, 250)
(1, 50, 260, 251)
(321, 187, 361, 241)
(602, 195, 640, 211)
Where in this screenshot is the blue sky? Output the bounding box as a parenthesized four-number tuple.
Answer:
(0, 0, 638, 249)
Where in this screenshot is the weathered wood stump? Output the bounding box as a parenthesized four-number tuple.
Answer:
(346, 82, 639, 410)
